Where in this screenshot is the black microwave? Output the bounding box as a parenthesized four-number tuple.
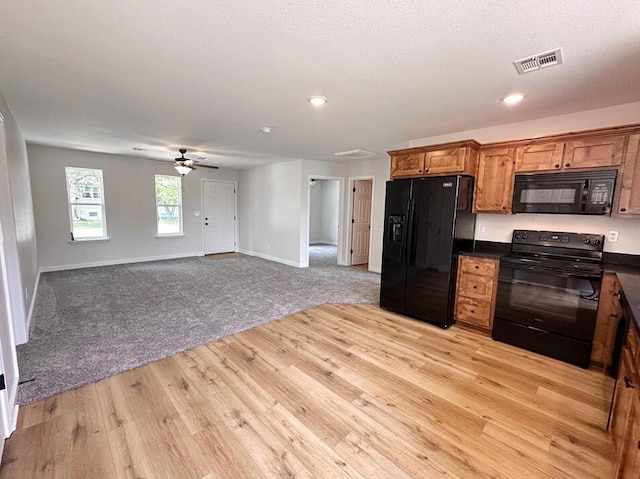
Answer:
(512, 169, 617, 215)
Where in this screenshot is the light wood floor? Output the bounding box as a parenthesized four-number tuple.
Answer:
(1, 304, 616, 478)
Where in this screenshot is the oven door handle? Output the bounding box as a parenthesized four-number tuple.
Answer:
(505, 263, 602, 279)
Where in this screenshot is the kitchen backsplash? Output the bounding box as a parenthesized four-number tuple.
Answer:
(475, 214, 640, 255)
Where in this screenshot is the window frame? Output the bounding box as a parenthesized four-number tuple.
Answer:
(65, 166, 108, 241)
(154, 174, 184, 237)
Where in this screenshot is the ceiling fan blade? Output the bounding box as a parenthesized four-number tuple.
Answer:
(194, 162, 219, 170)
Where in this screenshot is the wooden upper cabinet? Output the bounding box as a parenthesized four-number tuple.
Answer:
(473, 147, 515, 213)
(388, 141, 479, 179)
(390, 151, 425, 178)
(424, 145, 478, 176)
(515, 141, 564, 172)
(563, 134, 626, 169)
(616, 133, 640, 216)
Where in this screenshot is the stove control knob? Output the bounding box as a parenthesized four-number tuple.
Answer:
(522, 233, 528, 239)
(593, 239, 601, 245)
(514, 232, 521, 239)
(583, 238, 591, 244)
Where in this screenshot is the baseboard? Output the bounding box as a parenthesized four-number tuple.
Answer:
(39, 252, 203, 273)
(238, 249, 303, 268)
(369, 266, 381, 274)
(310, 241, 337, 246)
(25, 270, 40, 337)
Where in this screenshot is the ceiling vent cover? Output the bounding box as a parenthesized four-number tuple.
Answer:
(514, 48, 563, 75)
(333, 149, 378, 159)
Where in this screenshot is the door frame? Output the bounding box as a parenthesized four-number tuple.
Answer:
(200, 179, 238, 255)
(303, 175, 346, 268)
(347, 176, 375, 267)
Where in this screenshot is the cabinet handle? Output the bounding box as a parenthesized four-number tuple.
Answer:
(470, 309, 475, 313)
(620, 208, 627, 212)
(418, 170, 423, 173)
(475, 265, 479, 269)
(501, 206, 507, 210)
(565, 163, 571, 167)
(473, 285, 477, 289)
(624, 376, 636, 389)
(554, 164, 560, 168)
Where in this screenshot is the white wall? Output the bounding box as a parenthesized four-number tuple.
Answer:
(409, 101, 640, 254)
(320, 180, 339, 245)
(309, 181, 323, 243)
(238, 160, 304, 267)
(309, 179, 339, 245)
(29, 144, 239, 271)
(0, 89, 37, 344)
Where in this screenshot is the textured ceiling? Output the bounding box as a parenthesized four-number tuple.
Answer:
(1, 1, 639, 168)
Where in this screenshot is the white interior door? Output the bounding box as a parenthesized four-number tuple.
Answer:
(203, 180, 237, 255)
(350, 179, 372, 265)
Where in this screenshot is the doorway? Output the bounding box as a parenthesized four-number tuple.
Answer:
(349, 178, 373, 267)
(202, 180, 237, 255)
(308, 178, 340, 267)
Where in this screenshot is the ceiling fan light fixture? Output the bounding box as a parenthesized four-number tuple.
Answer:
(174, 164, 192, 176)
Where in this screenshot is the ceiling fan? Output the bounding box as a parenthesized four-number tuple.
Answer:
(173, 148, 219, 175)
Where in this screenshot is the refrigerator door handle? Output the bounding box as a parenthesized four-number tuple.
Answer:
(403, 199, 415, 266)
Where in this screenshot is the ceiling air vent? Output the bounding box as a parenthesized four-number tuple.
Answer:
(514, 48, 563, 75)
(333, 149, 378, 160)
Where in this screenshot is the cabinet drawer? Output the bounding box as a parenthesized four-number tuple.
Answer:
(458, 274, 494, 301)
(459, 256, 496, 277)
(455, 297, 492, 327)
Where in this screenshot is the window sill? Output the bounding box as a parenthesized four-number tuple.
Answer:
(68, 237, 110, 243)
(155, 234, 185, 239)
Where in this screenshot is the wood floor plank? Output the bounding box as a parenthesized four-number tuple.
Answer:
(1, 304, 616, 478)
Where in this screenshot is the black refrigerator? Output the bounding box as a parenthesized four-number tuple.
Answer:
(380, 176, 476, 328)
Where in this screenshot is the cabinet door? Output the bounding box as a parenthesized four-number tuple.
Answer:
(390, 152, 425, 178)
(591, 273, 622, 366)
(424, 147, 467, 175)
(514, 142, 564, 172)
(611, 352, 635, 456)
(473, 147, 515, 213)
(616, 134, 640, 216)
(619, 398, 640, 479)
(563, 134, 626, 169)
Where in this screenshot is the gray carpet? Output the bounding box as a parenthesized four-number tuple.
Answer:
(17, 245, 380, 404)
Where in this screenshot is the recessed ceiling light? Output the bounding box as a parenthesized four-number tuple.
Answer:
(308, 96, 328, 106)
(502, 93, 525, 105)
(260, 126, 273, 134)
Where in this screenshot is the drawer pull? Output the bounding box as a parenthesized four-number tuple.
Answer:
(554, 164, 560, 168)
(565, 163, 571, 167)
(474, 265, 479, 269)
(624, 376, 636, 389)
(470, 309, 475, 313)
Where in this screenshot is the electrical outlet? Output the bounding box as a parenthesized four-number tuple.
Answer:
(608, 231, 619, 243)
(477, 223, 486, 233)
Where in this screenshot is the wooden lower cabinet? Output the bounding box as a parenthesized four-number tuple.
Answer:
(610, 302, 640, 479)
(454, 255, 498, 331)
(592, 273, 622, 366)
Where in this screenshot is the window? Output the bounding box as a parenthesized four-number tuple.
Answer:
(65, 167, 107, 240)
(155, 175, 183, 236)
